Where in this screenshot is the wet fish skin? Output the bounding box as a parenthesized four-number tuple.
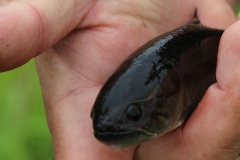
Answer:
(91, 20, 224, 148)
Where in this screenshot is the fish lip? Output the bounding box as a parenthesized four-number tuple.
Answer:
(94, 129, 156, 148)
(94, 128, 155, 138)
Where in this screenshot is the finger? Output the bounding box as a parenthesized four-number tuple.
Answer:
(197, 0, 236, 29)
(0, 0, 93, 72)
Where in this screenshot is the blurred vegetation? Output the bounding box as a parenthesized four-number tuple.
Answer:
(235, 1, 240, 15)
(0, 60, 52, 160)
(0, 2, 240, 160)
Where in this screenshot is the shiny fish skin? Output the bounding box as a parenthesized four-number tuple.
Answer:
(91, 20, 224, 148)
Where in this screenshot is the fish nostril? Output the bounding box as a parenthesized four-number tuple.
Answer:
(116, 121, 123, 130)
(101, 108, 109, 115)
(96, 123, 102, 130)
(95, 116, 113, 131)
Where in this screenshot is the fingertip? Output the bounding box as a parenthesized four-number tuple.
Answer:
(197, 0, 236, 29)
(0, 3, 41, 72)
(217, 20, 240, 93)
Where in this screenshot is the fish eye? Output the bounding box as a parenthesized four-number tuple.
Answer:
(126, 105, 142, 122)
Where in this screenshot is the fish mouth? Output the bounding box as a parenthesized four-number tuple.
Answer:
(94, 129, 157, 148)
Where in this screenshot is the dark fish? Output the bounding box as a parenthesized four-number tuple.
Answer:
(91, 19, 223, 148)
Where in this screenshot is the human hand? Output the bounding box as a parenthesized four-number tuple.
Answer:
(0, 0, 238, 159)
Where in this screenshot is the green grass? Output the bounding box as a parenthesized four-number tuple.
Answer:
(0, 60, 52, 160)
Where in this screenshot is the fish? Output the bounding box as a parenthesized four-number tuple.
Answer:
(90, 16, 224, 148)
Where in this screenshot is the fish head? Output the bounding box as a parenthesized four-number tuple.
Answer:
(91, 96, 171, 148)
(90, 73, 176, 148)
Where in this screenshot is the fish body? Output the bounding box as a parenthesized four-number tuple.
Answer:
(91, 20, 223, 148)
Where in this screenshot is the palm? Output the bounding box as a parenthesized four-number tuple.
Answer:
(51, 3, 189, 85)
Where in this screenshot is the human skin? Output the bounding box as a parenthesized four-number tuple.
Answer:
(0, 0, 239, 159)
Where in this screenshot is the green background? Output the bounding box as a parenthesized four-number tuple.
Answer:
(0, 60, 52, 160)
(0, 3, 240, 160)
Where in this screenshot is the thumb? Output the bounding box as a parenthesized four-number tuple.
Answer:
(0, 1, 92, 72)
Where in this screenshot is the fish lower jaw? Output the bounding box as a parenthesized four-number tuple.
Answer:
(94, 129, 163, 148)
